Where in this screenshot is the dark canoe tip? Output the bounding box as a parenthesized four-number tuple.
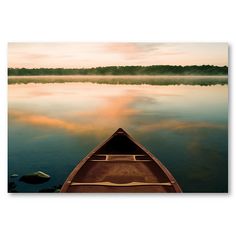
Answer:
(115, 128, 127, 134)
(116, 127, 125, 132)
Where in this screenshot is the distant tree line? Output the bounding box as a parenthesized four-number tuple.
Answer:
(8, 65, 228, 76)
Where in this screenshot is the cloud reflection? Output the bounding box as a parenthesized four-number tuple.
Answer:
(8, 92, 141, 136)
(136, 120, 226, 133)
(9, 84, 227, 138)
(9, 111, 80, 133)
(76, 94, 139, 121)
(9, 110, 226, 138)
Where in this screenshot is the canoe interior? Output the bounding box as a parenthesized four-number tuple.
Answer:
(61, 128, 182, 193)
(94, 133, 146, 155)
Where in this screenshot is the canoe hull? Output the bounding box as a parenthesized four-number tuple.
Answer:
(61, 128, 182, 193)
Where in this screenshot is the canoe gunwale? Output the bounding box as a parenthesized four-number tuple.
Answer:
(60, 130, 119, 192)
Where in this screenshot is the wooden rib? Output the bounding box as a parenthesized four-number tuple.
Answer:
(94, 154, 146, 156)
(71, 181, 172, 187)
(88, 160, 152, 162)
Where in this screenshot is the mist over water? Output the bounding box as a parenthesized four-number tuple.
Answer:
(8, 83, 228, 192)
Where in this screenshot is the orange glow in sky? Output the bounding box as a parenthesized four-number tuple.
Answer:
(8, 43, 228, 68)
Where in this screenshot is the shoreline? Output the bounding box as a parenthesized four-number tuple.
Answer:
(8, 75, 228, 79)
(8, 75, 228, 86)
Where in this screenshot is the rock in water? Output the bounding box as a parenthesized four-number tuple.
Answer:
(20, 171, 51, 184)
(10, 174, 19, 178)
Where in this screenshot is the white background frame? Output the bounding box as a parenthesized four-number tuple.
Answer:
(0, 1, 235, 236)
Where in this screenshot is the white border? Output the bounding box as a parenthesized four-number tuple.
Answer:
(0, 1, 235, 236)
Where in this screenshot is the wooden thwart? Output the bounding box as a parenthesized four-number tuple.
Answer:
(89, 160, 152, 162)
(90, 154, 151, 162)
(71, 181, 172, 187)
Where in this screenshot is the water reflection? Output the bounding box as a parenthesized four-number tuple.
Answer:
(8, 83, 228, 192)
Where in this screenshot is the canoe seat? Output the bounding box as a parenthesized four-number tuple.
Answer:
(108, 155, 134, 161)
(89, 154, 152, 162)
(70, 182, 172, 187)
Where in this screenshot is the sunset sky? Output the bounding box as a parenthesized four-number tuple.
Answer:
(8, 43, 228, 68)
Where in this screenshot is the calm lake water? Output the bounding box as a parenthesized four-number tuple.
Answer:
(8, 83, 228, 192)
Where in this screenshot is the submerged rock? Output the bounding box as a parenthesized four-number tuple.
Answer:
(38, 185, 62, 193)
(20, 171, 51, 184)
(8, 181, 18, 192)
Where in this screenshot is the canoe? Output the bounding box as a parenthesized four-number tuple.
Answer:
(61, 128, 182, 193)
